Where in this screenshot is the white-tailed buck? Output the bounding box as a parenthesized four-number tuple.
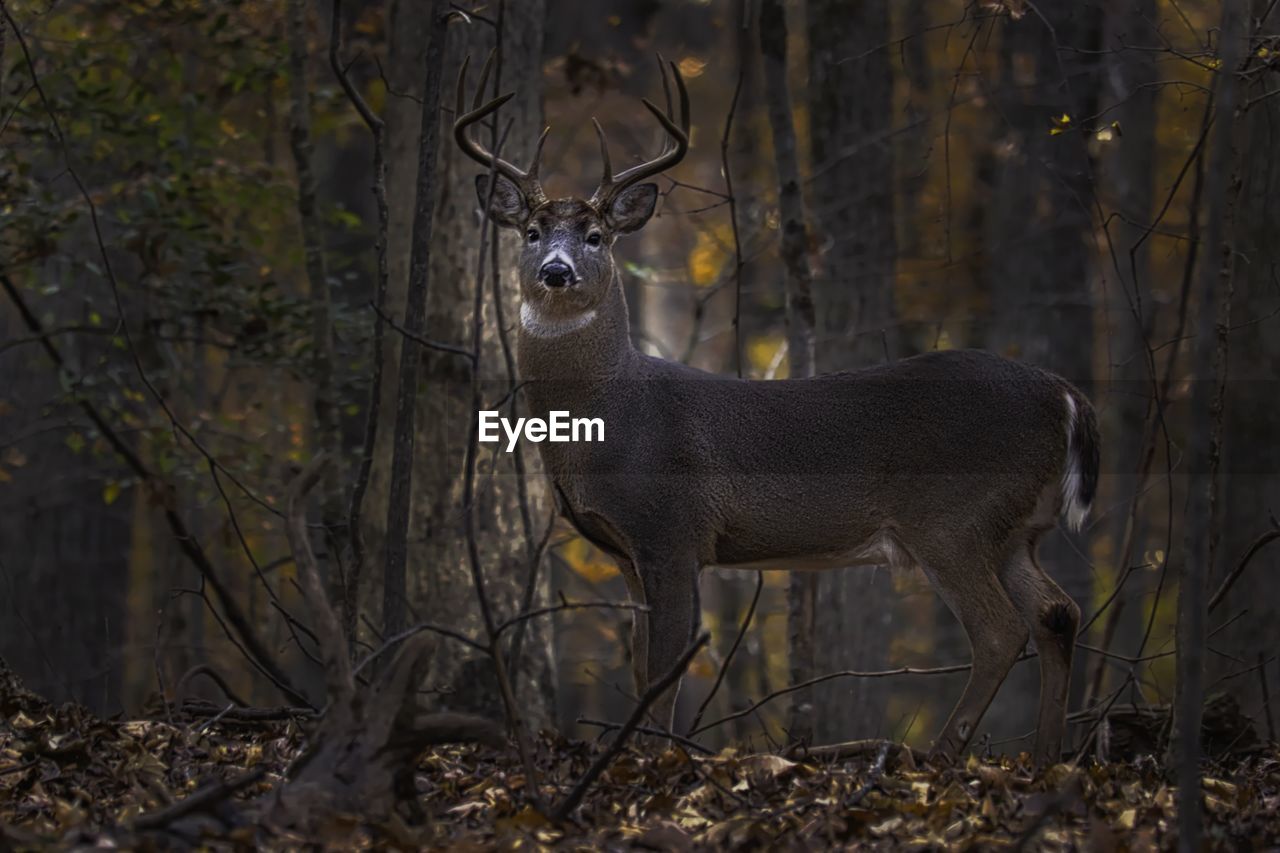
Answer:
(454, 56, 1100, 766)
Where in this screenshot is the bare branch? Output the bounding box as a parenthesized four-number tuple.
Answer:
(552, 633, 709, 822)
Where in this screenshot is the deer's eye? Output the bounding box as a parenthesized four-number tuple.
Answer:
(526, 228, 540, 243)
(586, 232, 602, 247)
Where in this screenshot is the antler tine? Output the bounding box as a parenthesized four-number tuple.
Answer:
(671, 59, 690, 135)
(591, 118, 613, 187)
(473, 48, 497, 112)
(452, 53, 547, 206)
(657, 53, 674, 122)
(455, 53, 472, 124)
(590, 62, 690, 207)
(527, 126, 550, 180)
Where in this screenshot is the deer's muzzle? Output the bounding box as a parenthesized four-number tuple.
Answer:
(539, 260, 576, 288)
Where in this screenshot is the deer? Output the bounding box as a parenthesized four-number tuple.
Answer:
(452, 55, 1100, 768)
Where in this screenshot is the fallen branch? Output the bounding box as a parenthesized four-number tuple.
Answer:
(552, 633, 710, 822)
(132, 766, 267, 833)
(789, 738, 926, 768)
(269, 456, 503, 831)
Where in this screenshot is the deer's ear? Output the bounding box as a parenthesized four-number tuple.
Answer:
(606, 183, 658, 233)
(475, 174, 529, 228)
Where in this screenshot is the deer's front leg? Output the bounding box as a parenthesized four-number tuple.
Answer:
(636, 554, 700, 732)
(616, 558, 649, 697)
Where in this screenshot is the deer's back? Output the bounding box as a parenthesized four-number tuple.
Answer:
(533, 348, 1077, 566)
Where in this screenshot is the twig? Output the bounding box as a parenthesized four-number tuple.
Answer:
(1259, 653, 1277, 743)
(352, 621, 489, 678)
(1207, 523, 1280, 613)
(329, 0, 390, 645)
(131, 766, 267, 832)
(721, 69, 746, 377)
(791, 738, 925, 768)
(174, 665, 250, 708)
(369, 301, 476, 362)
(551, 633, 709, 822)
(507, 509, 557, 674)
(0, 760, 37, 778)
(496, 599, 648, 639)
(178, 700, 315, 722)
(576, 717, 714, 755)
(689, 571, 762, 734)
(692, 659, 994, 737)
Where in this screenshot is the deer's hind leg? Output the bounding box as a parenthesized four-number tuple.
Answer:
(922, 556, 1029, 765)
(996, 538, 1079, 767)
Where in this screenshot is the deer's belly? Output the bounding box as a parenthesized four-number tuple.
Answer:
(708, 528, 913, 573)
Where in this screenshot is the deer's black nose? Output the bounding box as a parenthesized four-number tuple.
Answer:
(539, 260, 574, 288)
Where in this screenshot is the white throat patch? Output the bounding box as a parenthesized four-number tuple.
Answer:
(520, 301, 597, 338)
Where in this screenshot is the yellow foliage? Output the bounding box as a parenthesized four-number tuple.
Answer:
(687, 224, 731, 287)
(747, 335, 785, 374)
(677, 56, 707, 79)
(560, 536, 618, 584)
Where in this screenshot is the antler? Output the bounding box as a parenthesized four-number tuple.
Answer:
(453, 51, 549, 208)
(589, 57, 690, 211)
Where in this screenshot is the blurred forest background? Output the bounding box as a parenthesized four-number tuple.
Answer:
(2, 0, 1278, 760)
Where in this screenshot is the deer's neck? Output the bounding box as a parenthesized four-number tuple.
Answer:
(517, 277, 635, 389)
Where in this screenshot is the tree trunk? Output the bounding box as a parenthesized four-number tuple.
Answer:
(806, 0, 898, 746)
(286, 0, 341, 541)
(1083, 0, 1159, 706)
(1174, 3, 1245, 847)
(377, 0, 450, 641)
(983, 3, 1101, 740)
(361, 0, 554, 725)
(760, 0, 818, 743)
(1217, 0, 1280, 729)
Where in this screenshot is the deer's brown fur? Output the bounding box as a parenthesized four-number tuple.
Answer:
(455, 58, 1100, 767)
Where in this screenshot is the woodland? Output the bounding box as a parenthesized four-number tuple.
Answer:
(2, 0, 1280, 848)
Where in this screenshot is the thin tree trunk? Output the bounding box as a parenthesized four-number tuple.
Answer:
(413, 1, 552, 724)
(1218, 0, 1280, 724)
(381, 0, 449, 637)
(361, 0, 553, 722)
(286, 0, 341, 535)
(1173, 2, 1245, 848)
(1084, 0, 1159, 706)
(984, 3, 1101, 740)
(760, 0, 817, 743)
(806, 0, 898, 746)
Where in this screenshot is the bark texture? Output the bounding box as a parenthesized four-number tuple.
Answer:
(983, 4, 1101, 737)
(760, 0, 818, 743)
(806, 0, 898, 745)
(1217, 0, 1279, 747)
(361, 0, 554, 725)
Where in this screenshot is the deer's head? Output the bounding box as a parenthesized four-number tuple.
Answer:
(454, 55, 689, 330)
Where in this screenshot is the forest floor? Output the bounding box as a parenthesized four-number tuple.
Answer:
(2, 694, 1279, 850)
